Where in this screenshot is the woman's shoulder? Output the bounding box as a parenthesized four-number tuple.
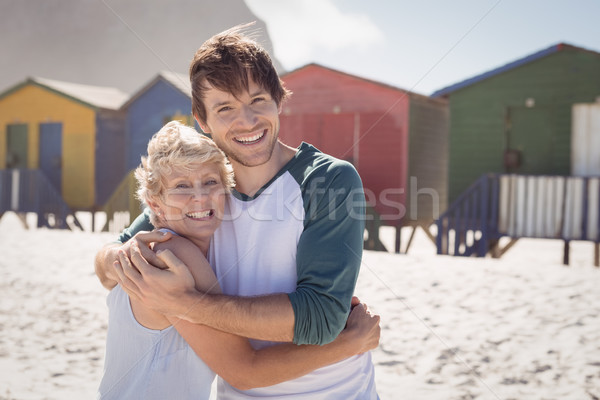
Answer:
(152, 229, 221, 294)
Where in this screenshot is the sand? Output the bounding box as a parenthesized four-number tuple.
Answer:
(0, 212, 599, 399)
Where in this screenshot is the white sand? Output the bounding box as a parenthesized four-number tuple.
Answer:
(0, 213, 599, 399)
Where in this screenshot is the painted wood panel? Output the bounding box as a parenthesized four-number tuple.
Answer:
(39, 122, 62, 193)
(0, 84, 96, 208)
(446, 48, 600, 203)
(125, 78, 193, 171)
(6, 124, 28, 168)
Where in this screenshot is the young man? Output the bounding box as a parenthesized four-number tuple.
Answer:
(95, 25, 378, 398)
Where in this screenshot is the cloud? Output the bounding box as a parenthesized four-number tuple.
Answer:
(245, 0, 385, 67)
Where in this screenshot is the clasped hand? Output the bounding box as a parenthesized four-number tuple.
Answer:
(112, 231, 197, 318)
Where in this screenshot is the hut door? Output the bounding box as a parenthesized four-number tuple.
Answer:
(39, 122, 63, 193)
(507, 107, 554, 174)
(6, 124, 28, 169)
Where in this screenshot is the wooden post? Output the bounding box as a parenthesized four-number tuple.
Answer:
(395, 225, 401, 254)
(594, 243, 599, 267)
(563, 240, 570, 266)
(404, 226, 417, 254)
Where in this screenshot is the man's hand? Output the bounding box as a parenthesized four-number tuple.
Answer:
(113, 242, 196, 317)
(341, 302, 381, 355)
(94, 230, 172, 290)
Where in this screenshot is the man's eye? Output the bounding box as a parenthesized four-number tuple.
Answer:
(252, 97, 265, 104)
(218, 106, 232, 113)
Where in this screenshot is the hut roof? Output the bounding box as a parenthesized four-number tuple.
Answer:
(31, 77, 129, 109)
(431, 43, 600, 98)
(159, 70, 191, 97)
(282, 63, 441, 102)
(121, 71, 190, 109)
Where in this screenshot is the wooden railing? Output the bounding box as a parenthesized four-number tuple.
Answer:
(0, 169, 82, 229)
(436, 174, 600, 263)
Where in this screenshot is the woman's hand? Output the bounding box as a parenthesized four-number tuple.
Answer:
(113, 235, 197, 318)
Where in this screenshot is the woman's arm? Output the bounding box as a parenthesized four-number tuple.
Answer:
(153, 238, 380, 390)
(169, 302, 378, 390)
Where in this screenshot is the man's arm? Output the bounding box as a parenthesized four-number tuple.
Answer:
(114, 160, 365, 344)
(170, 303, 379, 390)
(117, 240, 295, 342)
(289, 160, 365, 344)
(94, 209, 170, 291)
(143, 237, 379, 390)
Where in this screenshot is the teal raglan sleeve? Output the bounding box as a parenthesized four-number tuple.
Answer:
(116, 207, 155, 243)
(288, 160, 366, 345)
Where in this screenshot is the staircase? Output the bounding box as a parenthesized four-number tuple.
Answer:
(0, 169, 82, 229)
(436, 174, 500, 257)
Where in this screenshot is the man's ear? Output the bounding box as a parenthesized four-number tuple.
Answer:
(194, 114, 209, 133)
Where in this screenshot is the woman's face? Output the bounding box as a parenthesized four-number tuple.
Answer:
(154, 162, 227, 243)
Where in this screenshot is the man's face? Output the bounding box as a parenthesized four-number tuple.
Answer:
(200, 77, 280, 167)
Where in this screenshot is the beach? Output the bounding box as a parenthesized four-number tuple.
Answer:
(0, 212, 599, 399)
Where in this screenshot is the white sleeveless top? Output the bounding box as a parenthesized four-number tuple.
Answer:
(97, 284, 215, 400)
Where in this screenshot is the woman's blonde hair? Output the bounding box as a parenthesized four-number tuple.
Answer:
(135, 120, 234, 226)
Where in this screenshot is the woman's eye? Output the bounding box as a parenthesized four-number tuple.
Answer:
(175, 183, 190, 189)
(206, 179, 218, 185)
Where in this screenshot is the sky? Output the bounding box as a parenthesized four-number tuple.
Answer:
(245, 0, 600, 96)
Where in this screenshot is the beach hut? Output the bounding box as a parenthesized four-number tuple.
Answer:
(101, 71, 195, 232)
(0, 77, 128, 211)
(121, 71, 194, 172)
(432, 43, 600, 203)
(279, 64, 449, 252)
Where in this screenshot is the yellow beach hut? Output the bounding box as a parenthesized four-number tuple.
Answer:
(0, 77, 128, 224)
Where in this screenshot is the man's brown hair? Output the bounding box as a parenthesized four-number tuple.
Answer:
(189, 23, 291, 125)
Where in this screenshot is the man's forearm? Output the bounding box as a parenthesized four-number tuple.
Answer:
(94, 243, 120, 290)
(178, 291, 295, 342)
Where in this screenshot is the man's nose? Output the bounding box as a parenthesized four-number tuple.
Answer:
(236, 104, 258, 128)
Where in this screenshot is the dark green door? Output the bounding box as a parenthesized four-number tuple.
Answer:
(6, 124, 28, 169)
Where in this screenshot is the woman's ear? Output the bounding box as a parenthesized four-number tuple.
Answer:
(147, 199, 164, 219)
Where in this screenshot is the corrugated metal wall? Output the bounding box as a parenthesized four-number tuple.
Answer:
(572, 103, 600, 176)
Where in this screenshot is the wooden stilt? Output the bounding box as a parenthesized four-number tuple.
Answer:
(563, 240, 570, 266)
(403, 226, 417, 254)
(491, 238, 519, 259)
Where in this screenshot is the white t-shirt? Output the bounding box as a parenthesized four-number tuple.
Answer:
(210, 143, 378, 399)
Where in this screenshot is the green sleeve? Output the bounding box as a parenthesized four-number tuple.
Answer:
(288, 161, 365, 345)
(116, 207, 155, 243)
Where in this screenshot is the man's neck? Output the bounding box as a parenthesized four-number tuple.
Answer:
(232, 141, 297, 197)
